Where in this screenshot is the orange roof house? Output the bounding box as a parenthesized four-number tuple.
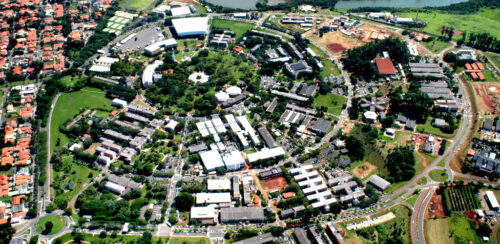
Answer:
(233, 46, 242, 52)
(375, 58, 396, 75)
(282, 192, 296, 199)
(0, 174, 9, 197)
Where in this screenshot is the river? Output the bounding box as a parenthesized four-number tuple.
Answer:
(204, 0, 468, 10)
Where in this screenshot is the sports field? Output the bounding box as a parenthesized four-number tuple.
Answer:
(126, 0, 154, 11)
(50, 87, 113, 154)
(397, 8, 500, 39)
(313, 93, 346, 115)
(212, 19, 255, 40)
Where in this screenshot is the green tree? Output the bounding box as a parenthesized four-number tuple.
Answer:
(330, 202, 342, 215)
(174, 192, 195, 212)
(346, 136, 365, 161)
(99, 231, 107, 238)
(43, 221, 54, 235)
(386, 146, 416, 182)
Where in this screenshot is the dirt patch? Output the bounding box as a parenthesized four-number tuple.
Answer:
(352, 162, 376, 178)
(471, 81, 500, 114)
(464, 211, 480, 225)
(262, 176, 289, 192)
(428, 192, 446, 218)
(328, 43, 345, 53)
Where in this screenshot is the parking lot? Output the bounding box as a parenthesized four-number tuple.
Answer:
(115, 27, 164, 53)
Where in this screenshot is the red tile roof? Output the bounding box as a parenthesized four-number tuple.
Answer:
(375, 58, 396, 75)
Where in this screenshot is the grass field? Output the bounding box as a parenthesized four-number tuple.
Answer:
(313, 93, 346, 115)
(416, 117, 456, 139)
(58, 75, 85, 89)
(169, 237, 210, 244)
(429, 169, 449, 182)
(421, 40, 453, 54)
(344, 205, 411, 243)
(426, 218, 453, 244)
(126, 0, 154, 11)
(55, 233, 170, 243)
(404, 192, 419, 207)
(397, 8, 500, 39)
(53, 156, 98, 203)
(320, 60, 341, 77)
(50, 87, 113, 154)
(212, 19, 255, 40)
(307, 43, 328, 59)
(484, 52, 500, 69)
(36, 215, 65, 235)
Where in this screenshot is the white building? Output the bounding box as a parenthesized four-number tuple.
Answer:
(246, 147, 285, 163)
(199, 150, 225, 172)
(190, 206, 217, 224)
(290, 165, 336, 211)
(112, 98, 128, 108)
(172, 17, 208, 37)
(142, 60, 164, 87)
(222, 151, 245, 171)
(171, 6, 192, 16)
(144, 39, 177, 56)
(105, 181, 126, 195)
(208, 179, 231, 191)
(90, 56, 119, 72)
(485, 191, 500, 210)
(165, 120, 179, 131)
(363, 111, 378, 123)
(196, 192, 232, 205)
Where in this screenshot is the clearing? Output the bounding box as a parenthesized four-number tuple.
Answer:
(420, 40, 453, 54)
(50, 87, 113, 154)
(484, 52, 500, 70)
(55, 233, 170, 243)
(212, 19, 255, 40)
(470, 81, 500, 114)
(313, 93, 346, 115)
(426, 213, 485, 244)
(416, 116, 457, 139)
(126, 0, 154, 11)
(36, 215, 65, 235)
(52, 156, 99, 204)
(169, 237, 210, 244)
(320, 60, 341, 77)
(397, 8, 500, 40)
(429, 169, 449, 182)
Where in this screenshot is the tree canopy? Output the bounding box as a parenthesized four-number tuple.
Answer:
(386, 146, 416, 182)
(174, 192, 195, 212)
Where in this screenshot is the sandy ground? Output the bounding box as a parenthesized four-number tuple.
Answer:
(471, 81, 500, 114)
(353, 162, 376, 179)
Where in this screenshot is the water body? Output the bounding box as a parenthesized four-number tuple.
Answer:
(335, 0, 468, 9)
(205, 0, 468, 10)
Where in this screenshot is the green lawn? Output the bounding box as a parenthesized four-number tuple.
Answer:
(426, 213, 486, 244)
(53, 157, 98, 203)
(307, 43, 328, 59)
(50, 87, 113, 154)
(404, 192, 419, 207)
(36, 215, 65, 235)
(170, 237, 210, 244)
(416, 117, 456, 139)
(320, 60, 341, 77)
(58, 75, 86, 89)
(55, 233, 170, 243)
(429, 169, 449, 182)
(421, 40, 453, 54)
(126, 0, 154, 11)
(484, 52, 500, 69)
(397, 8, 500, 40)
(177, 39, 203, 50)
(313, 93, 346, 115)
(212, 19, 255, 40)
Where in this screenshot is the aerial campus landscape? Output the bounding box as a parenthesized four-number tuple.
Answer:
(0, 0, 499, 244)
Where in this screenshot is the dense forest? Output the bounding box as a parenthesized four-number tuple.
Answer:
(341, 38, 410, 80)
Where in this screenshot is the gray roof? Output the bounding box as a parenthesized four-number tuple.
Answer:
(299, 83, 318, 97)
(310, 118, 331, 134)
(367, 174, 391, 190)
(294, 229, 311, 244)
(233, 233, 275, 244)
(220, 207, 265, 223)
(484, 118, 494, 130)
(258, 126, 277, 148)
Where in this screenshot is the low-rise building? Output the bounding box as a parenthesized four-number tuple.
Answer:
(219, 207, 265, 223)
